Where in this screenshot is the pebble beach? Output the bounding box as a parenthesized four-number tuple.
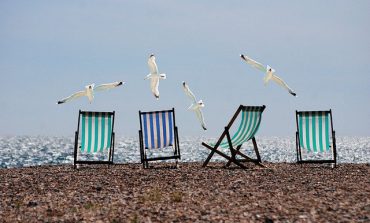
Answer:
(1, 162, 369, 222)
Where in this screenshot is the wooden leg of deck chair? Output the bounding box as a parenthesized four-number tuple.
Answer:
(226, 145, 242, 167)
(202, 142, 216, 167)
(202, 143, 247, 169)
(225, 145, 264, 168)
(252, 137, 262, 163)
(232, 149, 265, 168)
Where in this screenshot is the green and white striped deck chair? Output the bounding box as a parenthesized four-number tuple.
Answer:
(295, 110, 337, 167)
(202, 105, 266, 169)
(74, 110, 115, 169)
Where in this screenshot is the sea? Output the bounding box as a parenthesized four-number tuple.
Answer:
(0, 136, 369, 168)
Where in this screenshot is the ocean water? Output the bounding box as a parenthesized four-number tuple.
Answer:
(0, 136, 369, 168)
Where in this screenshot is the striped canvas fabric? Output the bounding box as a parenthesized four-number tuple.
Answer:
(141, 111, 174, 149)
(80, 112, 113, 153)
(297, 111, 331, 153)
(219, 108, 264, 149)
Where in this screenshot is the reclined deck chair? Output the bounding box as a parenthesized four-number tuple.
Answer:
(74, 110, 115, 169)
(295, 110, 337, 167)
(202, 105, 266, 169)
(138, 108, 180, 168)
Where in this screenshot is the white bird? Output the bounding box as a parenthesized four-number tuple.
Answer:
(57, 81, 124, 104)
(240, 54, 297, 97)
(145, 54, 166, 99)
(182, 81, 207, 130)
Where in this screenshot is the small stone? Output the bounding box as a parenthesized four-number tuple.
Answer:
(264, 217, 274, 223)
(27, 201, 38, 207)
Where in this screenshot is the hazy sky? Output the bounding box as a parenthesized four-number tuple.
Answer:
(0, 0, 369, 137)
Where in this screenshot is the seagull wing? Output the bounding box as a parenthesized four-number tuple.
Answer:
(182, 82, 197, 103)
(148, 56, 158, 75)
(57, 90, 86, 104)
(94, 81, 124, 92)
(240, 54, 267, 73)
(150, 77, 160, 99)
(195, 109, 207, 130)
(271, 73, 297, 96)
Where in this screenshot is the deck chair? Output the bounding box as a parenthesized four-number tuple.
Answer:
(202, 105, 266, 169)
(74, 110, 115, 169)
(138, 108, 180, 168)
(296, 110, 337, 167)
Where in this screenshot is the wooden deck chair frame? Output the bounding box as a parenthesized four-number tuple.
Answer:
(138, 108, 180, 169)
(295, 110, 337, 167)
(202, 105, 266, 169)
(73, 110, 115, 169)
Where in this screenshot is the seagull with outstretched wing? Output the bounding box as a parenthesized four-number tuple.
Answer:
(182, 81, 207, 130)
(240, 54, 297, 96)
(145, 54, 166, 99)
(57, 81, 124, 104)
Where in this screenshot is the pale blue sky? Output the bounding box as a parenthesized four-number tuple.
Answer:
(0, 0, 369, 137)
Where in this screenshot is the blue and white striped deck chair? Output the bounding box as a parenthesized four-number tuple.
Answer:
(138, 108, 180, 168)
(202, 105, 266, 169)
(296, 110, 337, 167)
(74, 110, 115, 169)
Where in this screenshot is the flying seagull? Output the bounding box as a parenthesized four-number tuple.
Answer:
(57, 81, 124, 104)
(145, 54, 166, 99)
(240, 54, 297, 96)
(182, 81, 207, 130)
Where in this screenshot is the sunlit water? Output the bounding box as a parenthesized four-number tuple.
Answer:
(0, 136, 369, 168)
